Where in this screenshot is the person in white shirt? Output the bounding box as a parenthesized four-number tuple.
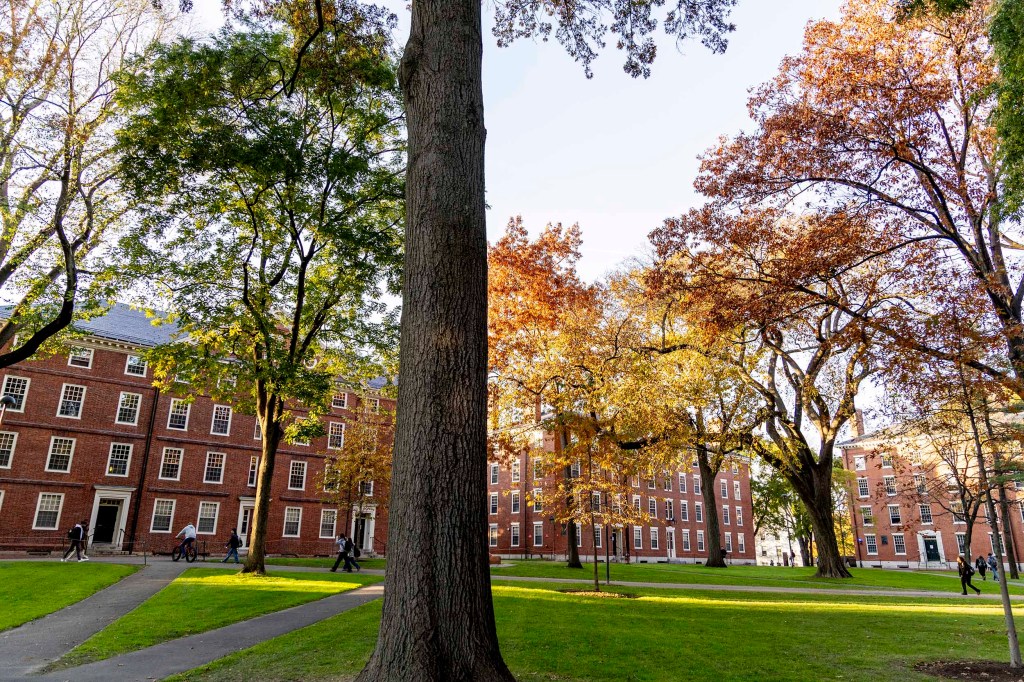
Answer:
(175, 523, 197, 556)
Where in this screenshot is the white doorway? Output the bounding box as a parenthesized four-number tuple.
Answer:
(237, 497, 255, 550)
(88, 487, 133, 550)
(351, 507, 376, 553)
(666, 528, 676, 560)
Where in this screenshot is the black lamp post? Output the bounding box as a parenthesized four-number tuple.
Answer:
(0, 395, 17, 425)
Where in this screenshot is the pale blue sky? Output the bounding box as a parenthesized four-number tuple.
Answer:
(192, 1, 845, 280)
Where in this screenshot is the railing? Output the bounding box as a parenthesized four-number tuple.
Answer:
(0, 534, 65, 553)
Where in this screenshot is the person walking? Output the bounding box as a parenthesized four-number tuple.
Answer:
(61, 520, 88, 562)
(345, 534, 361, 573)
(976, 555, 987, 580)
(222, 528, 242, 564)
(988, 552, 1000, 582)
(330, 533, 350, 572)
(958, 555, 981, 595)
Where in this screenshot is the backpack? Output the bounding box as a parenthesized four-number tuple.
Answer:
(67, 527, 75, 539)
(353, 545, 361, 559)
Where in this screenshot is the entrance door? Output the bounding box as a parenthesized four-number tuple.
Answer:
(924, 538, 941, 562)
(354, 516, 367, 550)
(93, 500, 121, 544)
(611, 528, 622, 557)
(666, 529, 676, 559)
(239, 506, 254, 547)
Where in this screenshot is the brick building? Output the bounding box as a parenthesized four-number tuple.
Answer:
(486, 430, 756, 564)
(0, 304, 391, 557)
(838, 421, 1024, 569)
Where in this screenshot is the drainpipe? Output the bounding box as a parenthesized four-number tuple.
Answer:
(126, 385, 160, 553)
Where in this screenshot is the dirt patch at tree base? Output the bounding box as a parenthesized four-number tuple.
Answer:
(915, 660, 1024, 681)
(556, 589, 639, 599)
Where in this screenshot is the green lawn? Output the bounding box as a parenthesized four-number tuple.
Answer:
(0, 561, 137, 632)
(266, 557, 385, 571)
(53, 568, 381, 670)
(171, 581, 1015, 681)
(491, 559, 1024, 595)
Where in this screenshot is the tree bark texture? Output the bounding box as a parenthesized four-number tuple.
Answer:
(697, 447, 726, 568)
(243, 410, 283, 576)
(801, 464, 851, 578)
(356, 1, 513, 679)
(559, 429, 583, 568)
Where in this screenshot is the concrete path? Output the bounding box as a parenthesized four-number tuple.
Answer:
(0, 560, 191, 679)
(29, 583, 384, 682)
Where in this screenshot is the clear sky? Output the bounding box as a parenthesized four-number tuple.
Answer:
(192, 1, 845, 281)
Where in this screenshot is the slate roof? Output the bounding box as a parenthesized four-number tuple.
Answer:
(71, 303, 178, 348)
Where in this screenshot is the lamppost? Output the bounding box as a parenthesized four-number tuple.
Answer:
(0, 395, 16, 425)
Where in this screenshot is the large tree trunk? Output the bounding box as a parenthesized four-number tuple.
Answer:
(796, 534, 811, 567)
(560, 429, 583, 568)
(243, 396, 283, 576)
(356, 1, 513, 679)
(799, 465, 851, 578)
(998, 483, 1020, 579)
(697, 447, 725, 568)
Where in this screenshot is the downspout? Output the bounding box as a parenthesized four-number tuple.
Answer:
(126, 385, 160, 553)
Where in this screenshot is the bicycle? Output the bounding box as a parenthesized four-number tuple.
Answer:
(171, 540, 198, 563)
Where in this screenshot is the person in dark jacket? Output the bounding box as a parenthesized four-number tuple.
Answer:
(222, 528, 242, 564)
(959, 555, 981, 595)
(61, 520, 88, 562)
(976, 555, 988, 580)
(988, 552, 1000, 581)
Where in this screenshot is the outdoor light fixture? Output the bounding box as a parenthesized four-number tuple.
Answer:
(0, 394, 17, 425)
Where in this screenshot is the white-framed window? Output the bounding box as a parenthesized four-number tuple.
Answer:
(888, 504, 902, 525)
(317, 419, 342, 449)
(320, 509, 337, 538)
(722, 505, 730, 525)
(0, 489, 4, 514)
(951, 501, 966, 523)
(883, 476, 897, 496)
(511, 491, 520, 514)
(0, 431, 17, 468)
(732, 462, 739, 474)
(45, 437, 75, 472)
(693, 475, 701, 495)
(204, 452, 225, 484)
(881, 453, 894, 468)
(956, 532, 967, 554)
(632, 495, 641, 511)
(533, 522, 543, 546)
(533, 457, 542, 481)
(738, 533, 746, 553)
(167, 399, 190, 430)
(857, 478, 869, 498)
(735, 506, 743, 526)
(490, 463, 499, 485)
(159, 447, 183, 480)
(0, 375, 29, 412)
(682, 529, 691, 551)
(680, 500, 689, 522)
(248, 456, 258, 487)
(487, 524, 499, 547)
(860, 505, 874, 526)
(254, 422, 262, 440)
(106, 443, 132, 477)
(332, 392, 348, 409)
(150, 498, 175, 532)
(116, 392, 142, 425)
(854, 456, 866, 470)
(648, 498, 657, 518)
(368, 397, 381, 413)
(322, 464, 339, 493)
(210, 405, 232, 436)
(289, 434, 310, 447)
(697, 530, 705, 552)
(665, 499, 674, 521)
(632, 475, 640, 488)
(57, 384, 85, 419)
(594, 524, 603, 548)
(359, 480, 374, 496)
(511, 460, 520, 483)
(289, 461, 307, 490)
(489, 493, 499, 515)
(733, 481, 741, 500)
(572, 461, 582, 478)
(663, 475, 672, 491)
(68, 347, 93, 368)
(125, 354, 148, 377)
(724, 532, 733, 553)
(650, 528, 659, 550)
(914, 474, 927, 495)
(919, 504, 933, 524)
(865, 534, 878, 555)
(892, 532, 906, 555)
(511, 523, 521, 547)
(720, 479, 728, 499)
(283, 507, 302, 537)
(33, 492, 64, 529)
(575, 522, 583, 547)
(679, 473, 687, 492)
(695, 502, 703, 523)
(533, 488, 543, 513)
(633, 526, 643, 549)
(197, 501, 219, 534)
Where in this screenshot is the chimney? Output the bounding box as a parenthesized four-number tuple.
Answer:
(854, 409, 866, 438)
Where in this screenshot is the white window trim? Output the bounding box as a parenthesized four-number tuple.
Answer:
(319, 509, 338, 539)
(511, 491, 520, 514)
(490, 463, 499, 485)
(327, 422, 346, 450)
(697, 530, 705, 552)
(158, 448, 183, 481)
(197, 501, 220, 535)
(0, 431, 17, 469)
(857, 478, 869, 498)
(282, 507, 302, 537)
(860, 505, 874, 526)
(167, 399, 191, 431)
(106, 443, 133, 478)
(115, 392, 143, 426)
(248, 456, 258, 487)
(1, 375, 29, 413)
(32, 492, 64, 530)
(489, 493, 499, 515)
(510, 522, 521, 547)
(204, 451, 226, 484)
(288, 461, 307, 491)
(150, 498, 176, 533)
(125, 354, 148, 377)
(56, 383, 86, 420)
(210, 405, 233, 436)
(920, 504, 934, 525)
(892, 532, 907, 555)
(0, 489, 4, 515)
(332, 392, 348, 409)
(533, 522, 544, 547)
(865, 534, 878, 555)
(68, 347, 94, 369)
(44, 436, 76, 473)
(722, 505, 730, 525)
(489, 523, 499, 547)
(734, 481, 741, 500)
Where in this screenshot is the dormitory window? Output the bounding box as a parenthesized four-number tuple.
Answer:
(359, 480, 374, 496)
(46, 437, 75, 472)
(725, 533, 732, 552)
(289, 461, 307, 490)
(857, 478, 869, 497)
(1, 376, 28, 411)
(107, 443, 132, 476)
(736, 506, 743, 526)
(197, 502, 219, 534)
(34, 493, 63, 529)
(204, 452, 225, 484)
(734, 481, 741, 500)
(633, 526, 643, 549)
(167, 399, 190, 430)
(332, 393, 347, 409)
(533, 522, 543, 546)
(159, 448, 183, 480)
(125, 355, 148, 377)
(722, 505, 730, 525)
(0, 432, 17, 468)
(57, 384, 85, 418)
(490, 463, 499, 485)
(697, 530, 705, 552)
(489, 493, 498, 515)
(650, 528, 659, 550)
(320, 510, 337, 538)
(693, 475, 701, 495)
(511, 492, 520, 514)
(68, 347, 93, 368)
(892, 533, 907, 555)
(489, 524, 498, 547)
(511, 523, 520, 547)
(919, 504, 933, 524)
(283, 507, 302, 537)
(888, 504, 902, 525)
(678, 473, 686, 492)
(116, 392, 141, 425)
(210, 405, 232, 436)
(861, 506, 874, 526)
(695, 502, 703, 523)
(738, 533, 746, 553)
(682, 530, 691, 551)
(881, 453, 894, 468)
(248, 457, 258, 486)
(511, 460, 520, 483)
(151, 499, 175, 532)
(865, 534, 878, 554)
(883, 476, 897, 496)
(720, 480, 728, 499)
(680, 501, 689, 521)
(328, 422, 345, 450)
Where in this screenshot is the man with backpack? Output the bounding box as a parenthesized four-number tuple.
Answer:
(222, 527, 242, 564)
(330, 532, 361, 573)
(61, 520, 88, 562)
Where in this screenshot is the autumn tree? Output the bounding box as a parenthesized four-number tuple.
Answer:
(116, 27, 403, 574)
(0, 0, 173, 366)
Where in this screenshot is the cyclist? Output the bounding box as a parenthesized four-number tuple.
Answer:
(175, 522, 197, 558)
